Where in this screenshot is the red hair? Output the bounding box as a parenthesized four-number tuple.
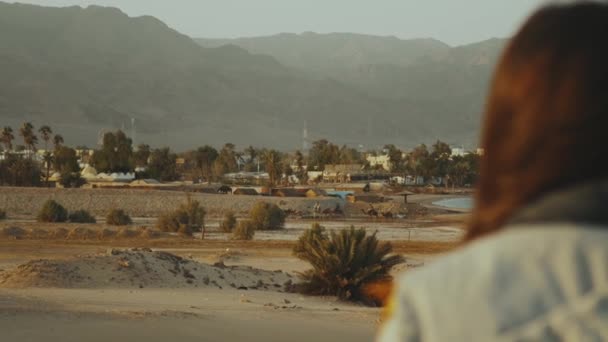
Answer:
(467, 3, 608, 240)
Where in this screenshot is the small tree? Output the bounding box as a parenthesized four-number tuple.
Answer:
(37, 200, 68, 223)
(232, 220, 255, 240)
(293, 224, 404, 304)
(106, 209, 132, 226)
(249, 202, 286, 230)
(147, 147, 178, 181)
(220, 211, 237, 233)
(59, 169, 85, 188)
(68, 210, 96, 223)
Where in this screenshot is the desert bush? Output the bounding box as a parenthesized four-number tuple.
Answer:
(232, 220, 255, 240)
(293, 224, 404, 304)
(0, 209, 6, 220)
(138, 227, 160, 239)
(106, 209, 132, 226)
(220, 211, 237, 233)
(0, 226, 26, 239)
(97, 228, 116, 240)
(156, 195, 206, 233)
(116, 227, 136, 238)
(156, 210, 188, 232)
(37, 200, 68, 223)
(66, 227, 96, 240)
(49, 227, 69, 239)
(178, 225, 193, 237)
(248, 202, 285, 230)
(27, 228, 48, 239)
(68, 210, 96, 223)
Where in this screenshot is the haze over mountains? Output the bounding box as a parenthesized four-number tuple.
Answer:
(0, 1, 507, 150)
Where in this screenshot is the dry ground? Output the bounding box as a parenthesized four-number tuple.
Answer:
(0, 193, 467, 342)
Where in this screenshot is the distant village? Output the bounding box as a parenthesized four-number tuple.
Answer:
(0, 123, 482, 204)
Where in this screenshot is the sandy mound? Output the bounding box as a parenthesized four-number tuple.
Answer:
(0, 248, 293, 290)
(0, 226, 26, 239)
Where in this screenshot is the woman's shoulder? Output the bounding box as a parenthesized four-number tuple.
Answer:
(402, 224, 608, 287)
(380, 225, 608, 341)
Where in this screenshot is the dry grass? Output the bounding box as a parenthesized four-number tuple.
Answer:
(392, 240, 461, 254)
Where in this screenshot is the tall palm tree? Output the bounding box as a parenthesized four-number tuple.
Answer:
(38, 125, 53, 151)
(42, 152, 54, 186)
(263, 149, 282, 186)
(1, 126, 14, 153)
(53, 134, 64, 149)
(245, 145, 258, 171)
(19, 122, 37, 158)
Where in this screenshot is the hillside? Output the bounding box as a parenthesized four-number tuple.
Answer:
(198, 33, 452, 74)
(198, 34, 509, 148)
(0, 2, 505, 150)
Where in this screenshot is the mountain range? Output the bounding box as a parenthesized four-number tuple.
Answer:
(0, 2, 507, 150)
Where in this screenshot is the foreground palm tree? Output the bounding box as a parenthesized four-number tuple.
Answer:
(293, 224, 404, 304)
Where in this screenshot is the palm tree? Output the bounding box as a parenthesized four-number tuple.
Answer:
(244, 145, 258, 171)
(38, 125, 53, 151)
(293, 224, 404, 304)
(53, 134, 64, 149)
(19, 122, 38, 158)
(263, 149, 282, 186)
(42, 152, 54, 186)
(1, 126, 15, 153)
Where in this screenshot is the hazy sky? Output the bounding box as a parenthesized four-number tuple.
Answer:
(9, 0, 545, 46)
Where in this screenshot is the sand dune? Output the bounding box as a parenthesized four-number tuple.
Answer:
(0, 248, 293, 290)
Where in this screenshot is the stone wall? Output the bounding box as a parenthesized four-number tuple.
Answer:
(0, 187, 341, 218)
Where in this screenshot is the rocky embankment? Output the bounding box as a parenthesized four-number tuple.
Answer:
(0, 187, 341, 218)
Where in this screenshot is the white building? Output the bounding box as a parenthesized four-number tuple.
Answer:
(366, 154, 392, 171)
(451, 147, 467, 157)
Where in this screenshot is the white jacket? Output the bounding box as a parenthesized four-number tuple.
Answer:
(378, 226, 608, 341)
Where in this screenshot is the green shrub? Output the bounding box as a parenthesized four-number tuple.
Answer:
(293, 224, 404, 304)
(68, 210, 96, 223)
(0, 210, 6, 220)
(156, 195, 206, 233)
(232, 220, 255, 240)
(249, 202, 286, 230)
(106, 209, 132, 226)
(220, 211, 237, 233)
(37, 200, 68, 223)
